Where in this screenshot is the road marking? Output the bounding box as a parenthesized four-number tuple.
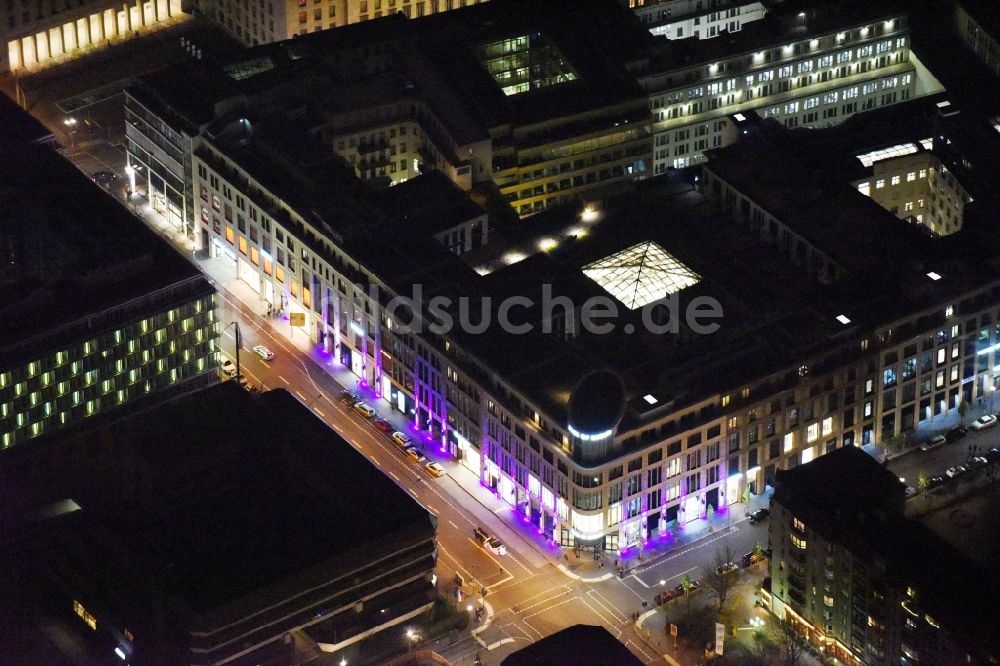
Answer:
(389, 472, 400, 481)
(315, 409, 325, 417)
(370, 457, 379, 465)
(278, 375, 290, 384)
(295, 391, 305, 399)
(448, 520, 459, 529)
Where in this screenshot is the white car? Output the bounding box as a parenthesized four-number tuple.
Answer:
(392, 431, 412, 448)
(353, 402, 376, 419)
(946, 466, 967, 478)
(424, 462, 446, 478)
(252, 345, 275, 361)
(220, 359, 236, 377)
(486, 537, 506, 556)
(920, 435, 947, 451)
(970, 414, 997, 431)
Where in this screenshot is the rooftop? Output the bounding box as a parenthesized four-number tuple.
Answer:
(0, 135, 207, 362)
(0, 384, 435, 623)
(500, 624, 642, 666)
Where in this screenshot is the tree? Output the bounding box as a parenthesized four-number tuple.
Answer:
(769, 618, 805, 666)
(879, 433, 908, 461)
(959, 398, 971, 424)
(681, 574, 695, 610)
(742, 485, 752, 506)
(752, 542, 765, 567)
(702, 545, 737, 611)
(918, 472, 930, 494)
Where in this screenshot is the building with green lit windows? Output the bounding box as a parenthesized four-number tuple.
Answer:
(0, 121, 219, 451)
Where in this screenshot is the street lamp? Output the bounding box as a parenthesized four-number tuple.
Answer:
(64, 117, 78, 147)
(223, 321, 243, 386)
(406, 628, 419, 652)
(339, 658, 347, 666)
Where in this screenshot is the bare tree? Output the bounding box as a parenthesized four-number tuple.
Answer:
(769, 618, 805, 666)
(702, 545, 738, 610)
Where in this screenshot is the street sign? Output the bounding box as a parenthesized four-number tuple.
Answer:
(670, 624, 678, 637)
(715, 623, 725, 655)
(289, 312, 305, 327)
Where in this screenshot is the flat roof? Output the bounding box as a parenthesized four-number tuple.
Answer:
(0, 384, 434, 619)
(501, 624, 642, 666)
(0, 135, 207, 360)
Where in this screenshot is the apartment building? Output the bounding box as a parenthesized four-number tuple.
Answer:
(0, 107, 218, 452)
(627, 0, 767, 40)
(192, 0, 487, 46)
(765, 446, 1000, 664)
(640, 3, 927, 172)
(0, 384, 437, 664)
(955, 0, 1000, 77)
(2, 0, 184, 72)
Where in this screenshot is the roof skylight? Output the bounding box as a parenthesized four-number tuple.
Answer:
(582, 242, 700, 310)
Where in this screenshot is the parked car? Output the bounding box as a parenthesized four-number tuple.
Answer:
(741, 550, 766, 568)
(988, 447, 1000, 461)
(904, 486, 916, 498)
(392, 431, 412, 448)
(252, 344, 275, 361)
(353, 402, 376, 418)
(927, 475, 945, 489)
(970, 414, 998, 431)
(716, 561, 739, 577)
(371, 417, 392, 432)
(969, 455, 989, 469)
(338, 390, 361, 405)
(220, 359, 236, 377)
(424, 462, 446, 478)
(748, 509, 770, 525)
(405, 446, 426, 464)
(945, 425, 968, 443)
(946, 465, 967, 478)
(473, 526, 491, 544)
(92, 171, 117, 186)
(656, 587, 682, 605)
(486, 537, 507, 556)
(920, 435, 947, 451)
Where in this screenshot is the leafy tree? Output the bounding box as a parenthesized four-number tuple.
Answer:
(743, 485, 752, 506)
(918, 472, 930, 494)
(681, 574, 695, 610)
(959, 399, 971, 424)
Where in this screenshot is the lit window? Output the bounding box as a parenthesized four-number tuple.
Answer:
(891, 175, 900, 185)
(722, 395, 731, 407)
(875, 179, 885, 189)
(791, 534, 807, 549)
(807, 423, 819, 443)
(904, 201, 913, 211)
(783, 432, 794, 452)
(582, 241, 701, 309)
(821, 417, 833, 435)
(906, 171, 916, 181)
(945, 305, 954, 318)
(73, 601, 97, 630)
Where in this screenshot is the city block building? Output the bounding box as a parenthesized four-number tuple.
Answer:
(626, 0, 767, 41)
(0, 99, 218, 452)
(955, 0, 1000, 78)
(637, 0, 944, 172)
(0, 383, 437, 664)
(765, 446, 1000, 665)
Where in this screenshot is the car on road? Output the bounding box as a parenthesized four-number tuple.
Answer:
(656, 587, 683, 605)
(485, 537, 507, 556)
(748, 509, 770, 524)
(252, 344, 275, 361)
(927, 475, 945, 489)
(371, 417, 392, 432)
(92, 171, 117, 187)
(473, 526, 491, 545)
(392, 431, 412, 448)
(904, 486, 916, 498)
(353, 402, 376, 418)
(405, 446, 426, 464)
(338, 390, 361, 405)
(920, 435, 947, 451)
(220, 359, 236, 377)
(741, 551, 766, 568)
(425, 462, 446, 478)
(946, 465, 967, 478)
(970, 414, 998, 431)
(945, 425, 968, 443)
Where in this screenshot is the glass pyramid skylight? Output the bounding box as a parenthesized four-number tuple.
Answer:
(582, 242, 700, 310)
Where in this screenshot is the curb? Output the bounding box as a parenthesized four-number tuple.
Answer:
(556, 564, 615, 583)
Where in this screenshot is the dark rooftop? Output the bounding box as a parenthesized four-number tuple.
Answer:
(0, 384, 434, 623)
(500, 624, 643, 666)
(0, 137, 207, 362)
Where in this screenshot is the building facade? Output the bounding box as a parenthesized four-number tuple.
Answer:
(628, 0, 767, 40)
(955, 0, 1000, 77)
(642, 12, 919, 172)
(2, 0, 184, 73)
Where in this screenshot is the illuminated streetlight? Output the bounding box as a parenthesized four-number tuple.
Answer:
(659, 579, 666, 586)
(63, 117, 77, 126)
(339, 659, 347, 666)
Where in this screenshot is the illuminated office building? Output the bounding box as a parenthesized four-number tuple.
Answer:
(0, 100, 218, 450)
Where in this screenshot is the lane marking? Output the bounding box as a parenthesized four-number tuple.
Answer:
(315, 409, 325, 417)
(277, 374, 290, 384)
(389, 472, 400, 481)
(448, 520, 459, 529)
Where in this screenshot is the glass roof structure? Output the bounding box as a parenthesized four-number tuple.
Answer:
(582, 242, 700, 310)
(855, 142, 918, 168)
